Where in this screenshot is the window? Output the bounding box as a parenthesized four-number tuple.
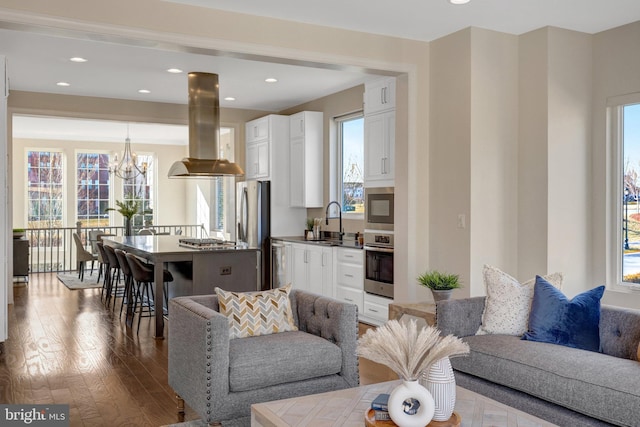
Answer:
(123, 154, 154, 229)
(27, 150, 64, 228)
(621, 102, 640, 284)
(336, 113, 364, 214)
(213, 127, 235, 236)
(77, 152, 111, 227)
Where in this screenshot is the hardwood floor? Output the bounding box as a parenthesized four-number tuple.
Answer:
(0, 273, 396, 426)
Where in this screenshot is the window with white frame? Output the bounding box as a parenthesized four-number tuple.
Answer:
(27, 150, 64, 228)
(611, 95, 640, 286)
(122, 154, 154, 229)
(77, 152, 111, 227)
(213, 127, 235, 237)
(336, 113, 364, 214)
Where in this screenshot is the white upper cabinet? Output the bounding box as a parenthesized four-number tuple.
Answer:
(245, 115, 289, 181)
(289, 111, 323, 208)
(364, 110, 395, 186)
(246, 116, 269, 143)
(364, 77, 396, 187)
(364, 77, 396, 115)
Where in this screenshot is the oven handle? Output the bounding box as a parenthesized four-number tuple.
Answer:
(363, 245, 394, 253)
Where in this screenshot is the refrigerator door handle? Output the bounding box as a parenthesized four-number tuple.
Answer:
(239, 187, 249, 242)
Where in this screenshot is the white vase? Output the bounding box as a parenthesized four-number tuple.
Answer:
(421, 357, 456, 421)
(387, 379, 435, 427)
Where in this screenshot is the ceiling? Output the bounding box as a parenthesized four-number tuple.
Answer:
(5, 0, 640, 143)
(167, 0, 640, 43)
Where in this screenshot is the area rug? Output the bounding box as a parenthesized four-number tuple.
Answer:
(57, 272, 102, 290)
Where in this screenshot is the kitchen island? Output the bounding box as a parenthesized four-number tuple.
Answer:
(102, 235, 260, 339)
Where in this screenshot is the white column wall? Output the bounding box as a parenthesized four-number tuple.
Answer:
(546, 28, 593, 297)
(469, 29, 519, 296)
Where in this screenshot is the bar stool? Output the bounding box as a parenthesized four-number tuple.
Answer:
(125, 253, 174, 333)
(95, 242, 110, 302)
(114, 249, 134, 319)
(103, 245, 123, 309)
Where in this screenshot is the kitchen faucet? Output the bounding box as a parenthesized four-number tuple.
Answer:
(325, 201, 344, 241)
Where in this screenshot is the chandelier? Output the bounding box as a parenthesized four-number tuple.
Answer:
(109, 124, 147, 180)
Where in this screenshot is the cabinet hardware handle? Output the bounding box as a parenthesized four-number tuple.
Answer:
(383, 87, 387, 104)
(345, 298, 353, 302)
(368, 308, 379, 313)
(345, 274, 354, 278)
(380, 88, 384, 105)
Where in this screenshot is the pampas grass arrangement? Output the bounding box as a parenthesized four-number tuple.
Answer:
(358, 319, 470, 381)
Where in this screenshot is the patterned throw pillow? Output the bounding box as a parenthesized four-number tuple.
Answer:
(476, 265, 563, 336)
(215, 285, 298, 339)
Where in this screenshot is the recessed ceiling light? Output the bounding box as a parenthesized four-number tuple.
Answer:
(56, 82, 70, 87)
(224, 97, 236, 101)
(167, 68, 183, 74)
(265, 78, 278, 83)
(70, 57, 87, 63)
(449, 0, 470, 4)
(138, 89, 151, 94)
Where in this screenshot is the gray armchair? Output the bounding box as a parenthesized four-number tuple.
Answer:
(168, 289, 359, 425)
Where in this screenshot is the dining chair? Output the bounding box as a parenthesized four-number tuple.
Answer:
(73, 232, 96, 281)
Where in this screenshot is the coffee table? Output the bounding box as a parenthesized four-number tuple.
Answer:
(251, 380, 558, 426)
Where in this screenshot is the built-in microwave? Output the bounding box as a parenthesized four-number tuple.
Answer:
(364, 187, 394, 231)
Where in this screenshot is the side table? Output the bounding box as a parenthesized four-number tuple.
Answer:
(388, 302, 436, 326)
(365, 409, 461, 427)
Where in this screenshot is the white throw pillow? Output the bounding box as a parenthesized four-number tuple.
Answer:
(476, 265, 563, 336)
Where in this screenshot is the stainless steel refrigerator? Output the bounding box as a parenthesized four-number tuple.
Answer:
(236, 180, 305, 290)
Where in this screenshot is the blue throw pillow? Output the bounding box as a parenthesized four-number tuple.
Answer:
(522, 276, 605, 352)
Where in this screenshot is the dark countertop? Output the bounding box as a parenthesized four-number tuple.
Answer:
(103, 235, 260, 255)
(272, 235, 363, 250)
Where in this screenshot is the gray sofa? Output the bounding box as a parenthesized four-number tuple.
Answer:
(168, 289, 359, 426)
(436, 297, 640, 427)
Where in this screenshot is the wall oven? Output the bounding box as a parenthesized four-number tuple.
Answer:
(365, 187, 394, 231)
(363, 231, 394, 298)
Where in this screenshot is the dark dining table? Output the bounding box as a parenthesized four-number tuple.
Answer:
(102, 235, 260, 339)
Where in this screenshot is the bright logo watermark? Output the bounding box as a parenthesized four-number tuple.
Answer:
(1, 405, 69, 426)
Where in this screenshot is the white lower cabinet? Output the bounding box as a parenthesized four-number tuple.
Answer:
(334, 247, 364, 313)
(290, 243, 332, 296)
(361, 293, 392, 326)
(288, 243, 368, 316)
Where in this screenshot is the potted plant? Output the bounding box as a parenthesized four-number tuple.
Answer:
(417, 270, 461, 302)
(105, 199, 145, 236)
(305, 218, 315, 240)
(12, 228, 26, 239)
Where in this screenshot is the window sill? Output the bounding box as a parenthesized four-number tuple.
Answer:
(342, 212, 364, 221)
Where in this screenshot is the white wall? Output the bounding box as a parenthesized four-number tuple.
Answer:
(429, 29, 472, 298)
(546, 28, 593, 297)
(518, 28, 550, 280)
(469, 28, 519, 296)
